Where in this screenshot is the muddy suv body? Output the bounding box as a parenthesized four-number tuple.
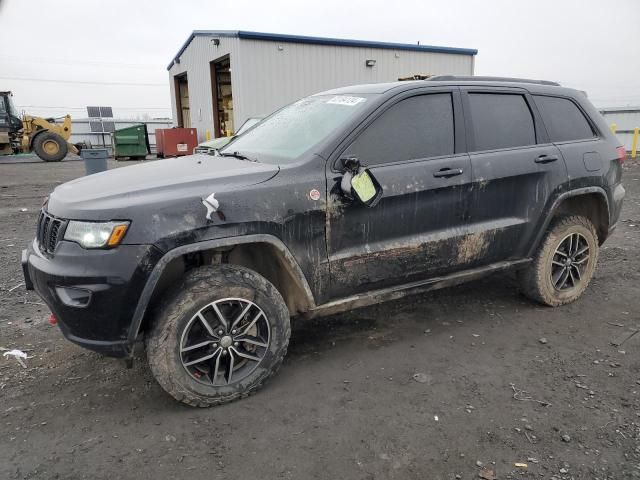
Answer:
(22, 76, 625, 406)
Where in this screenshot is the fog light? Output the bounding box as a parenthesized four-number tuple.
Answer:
(55, 286, 92, 308)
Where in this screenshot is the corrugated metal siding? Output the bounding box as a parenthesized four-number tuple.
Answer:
(64, 119, 173, 154)
(236, 39, 473, 128)
(601, 109, 640, 151)
(73, 119, 173, 154)
(169, 36, 474, 142)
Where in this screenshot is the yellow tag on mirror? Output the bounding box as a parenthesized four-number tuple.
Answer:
(351, 171, 376, 202)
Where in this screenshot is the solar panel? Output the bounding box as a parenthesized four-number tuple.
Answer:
(89, 121, 103, 132)
(87, 106, 113, 118)
(102, 121, 115, 132)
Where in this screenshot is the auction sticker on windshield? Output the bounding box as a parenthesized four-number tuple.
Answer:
(327, 96, 366, 106)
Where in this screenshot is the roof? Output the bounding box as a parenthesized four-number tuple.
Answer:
(428, 75, 560, 86)
(167, 30, 478, 70)
(317, 78, 576, 97)
(317, 81, 422, 95)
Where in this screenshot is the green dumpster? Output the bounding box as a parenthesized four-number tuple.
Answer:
(112, 124, 150, 160)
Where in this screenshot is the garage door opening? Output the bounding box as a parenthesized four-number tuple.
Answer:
(210, 56, 233, 138)
(174, 73, 190, 128)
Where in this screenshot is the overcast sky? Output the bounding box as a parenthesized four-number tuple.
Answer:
(0, 0, 638, 119)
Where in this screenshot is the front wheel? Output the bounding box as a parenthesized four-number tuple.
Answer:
(147, 265, 290, 407)
(33, 131, 68, 162)
(518, 215, 599, 306)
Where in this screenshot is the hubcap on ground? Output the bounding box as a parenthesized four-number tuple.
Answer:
(551, 232, 590, 291)
(180, 298, 270, 386)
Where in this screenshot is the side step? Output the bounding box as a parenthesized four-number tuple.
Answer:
(303, 259, 530, 319)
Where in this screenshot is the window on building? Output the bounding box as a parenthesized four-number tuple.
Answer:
(343, 93, 455, 166)
(534, 95, 595, 142)
(468, 93, 536, 151)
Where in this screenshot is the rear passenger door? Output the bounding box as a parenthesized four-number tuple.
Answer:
(533, 94, 604, 187)
(326, 89, 473, 298)
(461, 88, 568, 265)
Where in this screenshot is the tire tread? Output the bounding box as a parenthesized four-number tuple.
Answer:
(518, 215, 599, 307)
(146, 264, 290, 407)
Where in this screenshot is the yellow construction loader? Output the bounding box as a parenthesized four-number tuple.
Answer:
(0, 91, 82, 162)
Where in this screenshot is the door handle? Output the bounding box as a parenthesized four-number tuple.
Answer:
(535, 154, 559, 164)
(433, 168, 463, 178)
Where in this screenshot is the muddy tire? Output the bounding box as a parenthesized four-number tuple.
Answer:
(33, 131, 67, 162)
(518, 215, 599, 307)
(146, 264, 290, 407)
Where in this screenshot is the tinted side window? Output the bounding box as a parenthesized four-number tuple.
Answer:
(344, 93, 454, 166)
(468, 93, 536, 151)
(534, 95, 595, 142)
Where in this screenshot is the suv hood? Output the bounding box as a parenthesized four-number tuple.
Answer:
(48, 154, 279, 220)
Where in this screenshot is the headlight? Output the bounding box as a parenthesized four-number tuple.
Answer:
(64, 221, 130, 249)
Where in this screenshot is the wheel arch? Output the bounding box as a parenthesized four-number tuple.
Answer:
(528, 187, 610, 257)
(128, 235, 316, 342)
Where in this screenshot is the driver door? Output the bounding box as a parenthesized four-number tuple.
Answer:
(325, 89, 473, 299)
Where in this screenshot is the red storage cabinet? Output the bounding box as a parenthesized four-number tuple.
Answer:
(156, 128, 198, 157)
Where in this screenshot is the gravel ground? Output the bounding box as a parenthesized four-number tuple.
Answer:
(0, 157, 639, 480)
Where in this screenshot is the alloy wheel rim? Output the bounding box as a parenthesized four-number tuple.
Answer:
(550, 232, 590, 291)
(180, 298, 270, 386)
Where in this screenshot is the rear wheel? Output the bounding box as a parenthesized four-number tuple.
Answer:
(33, 131, 67, 162)
(146, 265, 290, 407)
(518, 215, 599, 306)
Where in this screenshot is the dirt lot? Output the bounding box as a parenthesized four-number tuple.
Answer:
(1, 156, 639, 480)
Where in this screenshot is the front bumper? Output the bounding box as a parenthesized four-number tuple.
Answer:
(22, 240, 163, 358)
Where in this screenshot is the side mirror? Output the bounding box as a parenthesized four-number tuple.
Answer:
(340, 167, 383, 207)
(340, 155, 361, 172)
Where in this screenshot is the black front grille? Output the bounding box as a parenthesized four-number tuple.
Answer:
(36, 210, 65, 254)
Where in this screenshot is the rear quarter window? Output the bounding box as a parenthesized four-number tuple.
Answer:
(468, 93, 536, 151)
(534, 95, 596, 142)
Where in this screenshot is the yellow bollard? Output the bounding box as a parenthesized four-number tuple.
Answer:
(205, 130, 211, 141)
(632, 127, 639, 159)
(610, 123, 617, 134)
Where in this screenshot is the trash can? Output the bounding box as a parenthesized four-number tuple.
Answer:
(81, 148, 109, 175)
(112, 124, 150, 160)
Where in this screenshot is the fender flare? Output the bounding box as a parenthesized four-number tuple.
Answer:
(28, 129, 46, 149)
(126, 234, 316, 342)
(527, 186, 610, 257)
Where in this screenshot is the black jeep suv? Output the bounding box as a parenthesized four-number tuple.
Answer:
(22, 76, 625, 406)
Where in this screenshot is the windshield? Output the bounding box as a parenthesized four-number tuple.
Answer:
(235, 117, 261, 136)
(220, 94, 373, 164)
(6, 94, 18, 117)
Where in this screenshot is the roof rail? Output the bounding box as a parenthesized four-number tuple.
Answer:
(427, 75, 561, 86)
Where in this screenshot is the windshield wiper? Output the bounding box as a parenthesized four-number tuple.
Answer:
(218, 151, 257, 162)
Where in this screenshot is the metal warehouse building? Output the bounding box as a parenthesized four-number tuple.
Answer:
(167, 30, 477, 141)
